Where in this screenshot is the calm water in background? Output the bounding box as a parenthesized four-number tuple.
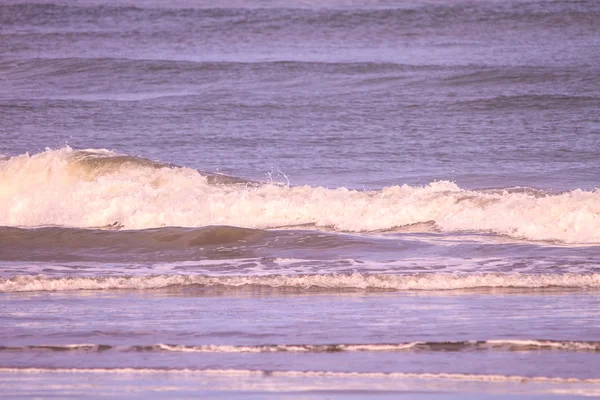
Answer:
(1, 0, 600, 398)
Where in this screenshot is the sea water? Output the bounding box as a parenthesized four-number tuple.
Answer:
(1, 0, 599, 398)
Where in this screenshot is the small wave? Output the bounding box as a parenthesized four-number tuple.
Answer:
(1, 147, 600, 243)
(3, 2, 598, 32)
(2, 340, 598, 353)
(0, 367, 598, 385)
(0, 57, 435, 77)
(0, 225, 270, 253)
(452, 94, 598, 111)
(1, 273, 599, 293)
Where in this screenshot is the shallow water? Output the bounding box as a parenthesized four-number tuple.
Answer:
(1, 0, 600, 397)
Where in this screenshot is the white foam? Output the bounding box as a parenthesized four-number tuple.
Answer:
(155, 343, 420, 353)
(4, 340, 598, 353)
(1, 272, 599, 292)
(1, 147, 600, 243)
(141, 341, 600, 353)
(0, 367, 598, 384)
(486, 340, 600, 351)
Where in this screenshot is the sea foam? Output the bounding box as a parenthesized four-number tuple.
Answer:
(1, 367, 598, 385)
(1, 147, 599, 243)
(1, 273, 599, 292)
(4, 340, 597, 353)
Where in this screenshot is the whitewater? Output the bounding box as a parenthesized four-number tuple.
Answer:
(1, 272, 599, 293)
(1, 147, 599, 243)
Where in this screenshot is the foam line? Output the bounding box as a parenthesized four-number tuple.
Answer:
(0, 367, 598, 384)
(1, 272, 599, 292)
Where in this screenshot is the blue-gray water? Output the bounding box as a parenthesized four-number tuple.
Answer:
(1, 0, 600, 398)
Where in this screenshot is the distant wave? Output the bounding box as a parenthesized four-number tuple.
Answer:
(2, 340, 598, 353)
(451, 94, 598, 111)
(3, 2, 598, 31)
(0, 57, 432, 77)
(2, 58, 593, 91)
(1, 147, 600, 243)
(1, 273, 599, 292)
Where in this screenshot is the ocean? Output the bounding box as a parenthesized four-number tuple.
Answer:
(1, 0, 599, 398)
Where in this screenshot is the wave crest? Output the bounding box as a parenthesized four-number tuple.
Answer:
(3, 340, 598, 353)
(1, 147, 599, 243)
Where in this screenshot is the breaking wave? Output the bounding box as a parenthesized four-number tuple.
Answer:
(1, 273, 599, 293)
(2, 340, 598, 353)
(1, 147, 599, 243)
